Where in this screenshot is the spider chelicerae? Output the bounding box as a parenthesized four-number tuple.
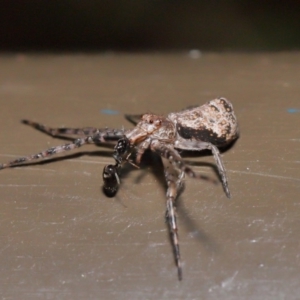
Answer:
(0, 97, 239, 280)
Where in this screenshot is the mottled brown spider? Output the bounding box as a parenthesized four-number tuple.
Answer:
(0, 97, 239, 280)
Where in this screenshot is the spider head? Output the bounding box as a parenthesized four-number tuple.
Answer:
(139, 114, 163, 134)
(126, 113, 170, 145)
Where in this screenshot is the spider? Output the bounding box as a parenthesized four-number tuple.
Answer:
(0, 97, 239, 280)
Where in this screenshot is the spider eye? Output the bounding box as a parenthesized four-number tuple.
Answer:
(149, 119, 153, 124)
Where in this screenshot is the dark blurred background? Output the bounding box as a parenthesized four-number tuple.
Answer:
(1, 0, 300, 52)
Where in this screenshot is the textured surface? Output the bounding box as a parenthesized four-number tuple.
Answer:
(0, 52, 300, 299)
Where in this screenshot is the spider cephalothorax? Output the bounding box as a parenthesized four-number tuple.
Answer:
(0, 97, 239, 280)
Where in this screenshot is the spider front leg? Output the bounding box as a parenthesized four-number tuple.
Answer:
(150, 141, 215, 280)
(22, 119, 101, 138)
(150, 140, 216, 183)
(0, 133, 106, 170)
(22, 120, 126, 143)
(163, 159, 184, 280)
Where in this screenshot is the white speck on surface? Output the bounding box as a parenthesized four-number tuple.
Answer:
(189, 49, 202, 59)
(221, 271, 239, 289)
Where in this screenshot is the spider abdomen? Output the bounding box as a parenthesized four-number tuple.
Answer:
(168, 97, 239, 147)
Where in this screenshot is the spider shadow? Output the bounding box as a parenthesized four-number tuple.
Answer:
(176, 195, 220, 254)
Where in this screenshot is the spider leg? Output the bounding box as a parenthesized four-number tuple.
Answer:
(22, 119, 100, 137)
(22, 120, 126, 143)
(151, 141, 216, 280)
(124, 114, 142, 126)
(162, 159, 184, 280)
(135, 139, 151, 164)
(150, 140, 217, 184)
(207, 143, 230, 198)
(175, 138, 231, 198)
(0, 133, 105, 170)
(176, 169, 185, 191)
(162, 157, 185, 194)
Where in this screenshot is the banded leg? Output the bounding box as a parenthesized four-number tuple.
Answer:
(135, 139, 151, 164)
(207, 143, 230, 198)
(22, 120, 126, 142)
(174, 139, 231, 198)
(150, 140, 217, 184)
(0, 134, 104, 170)
(163, 160, 183, 280)
(22, 119, 99, 137)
